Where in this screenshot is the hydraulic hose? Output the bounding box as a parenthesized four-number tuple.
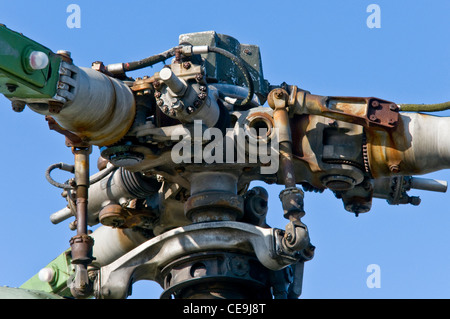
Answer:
(106, 47, 177, 75)
(207, 46, 254, 107)
(123, 47, 176, 72)
(45, 163, 75, 189)
(46, 162, 119, 190)
(399, 101, 450, 112)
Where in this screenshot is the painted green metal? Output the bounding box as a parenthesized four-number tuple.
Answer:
(20, 249, 74, 298)
(0, 24, 62, 100)
(0, 286, 64, 299)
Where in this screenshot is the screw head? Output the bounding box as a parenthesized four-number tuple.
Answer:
(182, 61, 191, 69)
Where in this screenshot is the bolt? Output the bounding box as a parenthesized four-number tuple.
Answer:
(198, 92, 207, 100)
(195, 73, 203, 82)
(182, 61, 191, 69)
(199, 85, 207, 92)
(11, 100, 26, 112)
(285, 233, 293, 243)
(154, 91, 161, 98)
(389, 164, 400, 173)
(162, 105, 169, 113)
(157, 99, 164, 107)
(57, 50, 71, 58)
(369, 114, 378, 121)
(389, 104, 399, 111)
(187, 106, 195, 114)
(243, 49, 252, 55)
(371, 100, 380, 108)
(409, 196, 421, 206)
(193, 99, 202, 107)
(274, 89, 283, 99)
(153, 81, 161, 90)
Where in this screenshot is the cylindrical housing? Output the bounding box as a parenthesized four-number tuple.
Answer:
(366, 112, 450, 177)
(90, 226, 149, 267)
(28, 66, 136, 146)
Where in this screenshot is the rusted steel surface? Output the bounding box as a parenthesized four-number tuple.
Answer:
(364, 112, 450, 178)
(294, 92, 399, 130)
(268, 88, 296, 188)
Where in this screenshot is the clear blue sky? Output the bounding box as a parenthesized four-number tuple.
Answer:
(0, 0, 449, 299)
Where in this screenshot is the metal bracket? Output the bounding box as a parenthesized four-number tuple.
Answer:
(96, 221, 302, 299)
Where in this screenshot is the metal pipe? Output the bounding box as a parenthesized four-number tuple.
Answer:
(268, 88, 305, 220)
(69, 147, 94, 298)
(159, 67, 187, 96)
(410, 177, 448, 193)
(73, 148, 90, 235)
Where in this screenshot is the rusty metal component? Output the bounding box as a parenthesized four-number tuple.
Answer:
(45, 115, 89, 148)
(268, 89, 298, 190)
(290, 87, 400, 130)
(99, 204, 126, 228)
(131, 75, 156, 93)
(365, 112, 450, 178)
(289, 114, 366, 191)
(268, 88, 306, 221)
(69, 146, 94, 298)
(91, 61, 114, 77)
(99, 203, 157, 229)
(279, 187, 305, 219)
(11, 100, 26, 112)
(69, 234, 94, 265)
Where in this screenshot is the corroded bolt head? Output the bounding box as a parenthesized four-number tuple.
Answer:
(274, 89, 284, 99)
(389, 164, 400, 173)
(389, 104, 399, 111)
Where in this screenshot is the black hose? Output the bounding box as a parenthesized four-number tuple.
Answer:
(45, 163, 75, 189)
(207, 46, 255, 107)
(46, 162, 118, 189)
(123, 47, 176, 72)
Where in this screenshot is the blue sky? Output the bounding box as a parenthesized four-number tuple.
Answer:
(0, 0, 449, 299)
